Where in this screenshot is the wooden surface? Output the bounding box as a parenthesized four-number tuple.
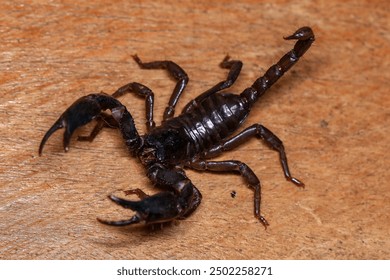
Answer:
(1, 0, 389, 260)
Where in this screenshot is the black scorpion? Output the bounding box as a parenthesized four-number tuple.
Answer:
(39, 27, 315, 228)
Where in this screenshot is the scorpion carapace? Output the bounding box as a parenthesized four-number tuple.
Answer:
(39, 27, 314, 229)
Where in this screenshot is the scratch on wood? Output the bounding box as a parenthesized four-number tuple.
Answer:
(297, 203, 323, 225)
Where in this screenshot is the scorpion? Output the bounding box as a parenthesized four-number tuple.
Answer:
(39, 27, 314, 229)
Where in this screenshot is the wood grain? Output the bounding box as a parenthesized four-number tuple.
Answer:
(0, 0, 389, 259)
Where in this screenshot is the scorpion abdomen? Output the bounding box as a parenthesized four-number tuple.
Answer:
(161, 92, 249, 160)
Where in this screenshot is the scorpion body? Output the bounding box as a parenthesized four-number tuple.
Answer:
(146, 92, 248, 164)
(39, 27, 314, 228)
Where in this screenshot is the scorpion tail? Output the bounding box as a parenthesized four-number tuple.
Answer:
(241, 26, 315, 107)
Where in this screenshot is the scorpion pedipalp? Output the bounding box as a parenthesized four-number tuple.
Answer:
(39, 93, 141, 155)
(98, 190, 185, 225)
(39, 95, 105, 154)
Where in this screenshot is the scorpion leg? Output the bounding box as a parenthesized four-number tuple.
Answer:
(188, 159, 269, 228)
(97, 164, 202, 226)
(183, 55, 243, 113)
(123, 188, 149, 199)
(39, 93, 141, 155)
(204, 124, 304, 187)
(132, 55, 189, 121)
(77, 112, 118, 142)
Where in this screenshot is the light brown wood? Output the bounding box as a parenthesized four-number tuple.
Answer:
(1, 0, 389, 259)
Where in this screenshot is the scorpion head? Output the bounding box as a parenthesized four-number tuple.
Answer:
(138, 146, 157, 166)
(138, 128, 188, 167)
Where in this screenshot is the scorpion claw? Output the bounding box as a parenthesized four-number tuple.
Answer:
(107, 194, 133, 207)
(96, 215, 141, 226)
(100, 192, 184, 226)
(96, 195, 143, 226)
(38, 95, 107, 155)
(39, 118, 66, 155)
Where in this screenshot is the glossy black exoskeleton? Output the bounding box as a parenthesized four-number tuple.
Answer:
(39, 27, 314, 228)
